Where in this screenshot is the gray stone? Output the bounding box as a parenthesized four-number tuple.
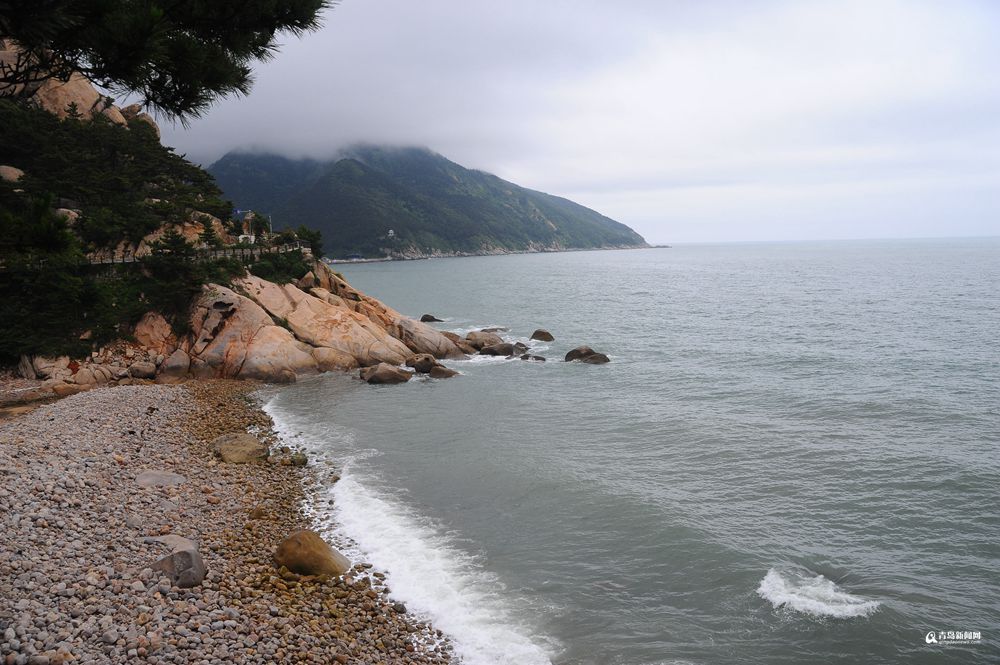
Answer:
(128, 362, 156, 379)
(156, 349, 190, 384)
(144, 535, 197, 553)
(151, 549, 206, 589)
(135, 470, 187, 488)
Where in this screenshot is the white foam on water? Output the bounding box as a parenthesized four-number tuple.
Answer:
(328, 466, 554, 665)
(264, 395, 554, 665)
(757, 568, 880, 619)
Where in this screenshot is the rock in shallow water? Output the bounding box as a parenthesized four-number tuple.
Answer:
(479, 343, 515, 357)
(565, 345, 611, 363)
(419, 314, 443, 322)
(405, 353, 440, 374)
(359, 363, 413, 384)
(428, 365, 459, 378)
(530, 329, 555, 342)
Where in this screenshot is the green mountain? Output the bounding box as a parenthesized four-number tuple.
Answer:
(208, 146, 647, 258)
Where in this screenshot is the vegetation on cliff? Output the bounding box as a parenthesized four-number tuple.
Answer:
(0, 99, 230, 247)
(209, 146, 648, 258)
(0, 100, 313, 363)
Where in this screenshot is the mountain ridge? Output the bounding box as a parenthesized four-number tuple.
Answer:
(208, 146, 647, 258)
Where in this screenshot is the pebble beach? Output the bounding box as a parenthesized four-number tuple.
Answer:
(0, 381, 452, 665)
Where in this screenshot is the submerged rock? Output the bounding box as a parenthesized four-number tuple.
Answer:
(520, 354, 546, 362)
(565, 346, 611, 364)
(428, 365, 459, 378)
(581, 353, 611, 364)
(273, 529, 351, 576)
(479, 342, 515, 357)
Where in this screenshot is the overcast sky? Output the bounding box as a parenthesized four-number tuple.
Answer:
(161, 0, 1000, 243)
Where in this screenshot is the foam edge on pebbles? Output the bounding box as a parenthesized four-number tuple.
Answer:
(0, 380, 452, 664)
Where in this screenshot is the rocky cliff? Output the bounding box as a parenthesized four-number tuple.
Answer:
(17, 260, 466, 389)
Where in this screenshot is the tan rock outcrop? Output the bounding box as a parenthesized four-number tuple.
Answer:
(0, 165, 24, 182)
(121, 103, 161, 139)
(186, 285, 317, 382)
(313, 263, 466, 360)
(312, 347, 359, 372)
(134, 312, 177, 356)
(235, 276, 412, 367)
(31, 356, 72, 381)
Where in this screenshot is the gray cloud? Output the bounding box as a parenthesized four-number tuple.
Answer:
(160, 0, 1000, 242)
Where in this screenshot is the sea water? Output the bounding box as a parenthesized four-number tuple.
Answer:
(263, 239, 1000, 664)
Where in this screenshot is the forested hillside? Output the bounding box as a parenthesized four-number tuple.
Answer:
(209, 146, 647, 258)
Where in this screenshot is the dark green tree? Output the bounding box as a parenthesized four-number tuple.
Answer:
(198, 216, 222, 248)
(295, 225, 323, 257)
(0, 0, 332, 119)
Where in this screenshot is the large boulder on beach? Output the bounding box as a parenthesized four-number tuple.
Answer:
(156, 349, 190, 383)
(151, 548, 206, 588)
(211, 432, 269, 463)
(187, 284, 318, 382)
(530, 329, 555, 342)
(360, 363, 413, 384)
(273, 529, 351, 576)
(128, 361, 157, 379)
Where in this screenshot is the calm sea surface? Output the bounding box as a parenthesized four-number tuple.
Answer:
(263, 239, 1000, 664)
